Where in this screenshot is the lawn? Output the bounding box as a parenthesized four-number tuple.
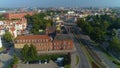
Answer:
(0, 47, 5, 51)
(64, 64, 70, 68)
(76, 55, 79, 65)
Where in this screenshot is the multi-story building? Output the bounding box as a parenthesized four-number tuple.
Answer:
(53, 34, 73, 50)
(0, 18, 27, 37)
(14, 34, 73, 52)
(3, 12, 34, 19)
(14, 35, 53, 51)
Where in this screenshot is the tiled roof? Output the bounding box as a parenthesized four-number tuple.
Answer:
(10, 27, 15, 32)
(16, 35, 50, 40)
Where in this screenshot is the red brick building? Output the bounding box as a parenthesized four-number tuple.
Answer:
(14, 34, 73, 52)
(3, 12, 34, 19)
(14, 35, 53, 51)
(53, 34, 73, 50)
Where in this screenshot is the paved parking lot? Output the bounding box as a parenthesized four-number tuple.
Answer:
(0, 45, 14, 68)
(0, 52, 13, 68)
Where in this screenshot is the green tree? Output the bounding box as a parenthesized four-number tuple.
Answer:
(111, 29, 116, 36)
(3, 31, 13, 42)
(7, 54, 19, 68)
(21, 44, 29, 61)
(83, 23, 93, 35)
(77, 15, 112, 43)
(25, 13, 53, 34)
(110, 37, 120, 52)
(25, 14, 32, 24)
(13, 54, 19, 64)
(90, 27, 105, 43)
(77, 18, 86, 28)
(28, 44, 38, 61)
(102, 21, 109, 30)
(21, 44, 38, 61)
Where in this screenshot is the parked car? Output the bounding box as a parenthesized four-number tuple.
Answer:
(39, 60, 41, 64)
(26, 61, 29, 64)
(3, 50, 8, 54)
(6, 48, 10, 51)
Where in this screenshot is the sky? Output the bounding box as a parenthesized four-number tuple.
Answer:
(0, 0, 120, 8)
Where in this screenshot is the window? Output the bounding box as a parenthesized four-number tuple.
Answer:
(68, 42, 70, 45)
(54, 46, 56, 49)
(57, 43, 59, 45)
(23, 40, 25, 43)
(41, 39, 42, 42)
(38, 40, 39, 42)
(43, 39, 45, 42)
(64, 41, 66, 45)
(29, 40, 31, 42)
(20, 40, 22, 43)
(17, 40, 19, 43)
(68, 45, 70, 49)
(32, 40, 34, 42)
(46, 39, 48, 42)
(34, 40, 36, 43)
(25, 40, 27, 43)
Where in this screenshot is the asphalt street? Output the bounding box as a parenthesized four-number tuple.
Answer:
(65, 26, 90, 68)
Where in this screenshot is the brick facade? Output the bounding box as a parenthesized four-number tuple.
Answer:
(14, 35, 73, 52)
(3, 12, 34, 19)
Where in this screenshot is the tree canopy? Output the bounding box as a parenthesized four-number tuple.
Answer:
(77, 14, 120, 43)
(25, 13, 53, 34)
(3, 31, 13, 42)
(110, 37, 120, 52)
(21, 44, 38, 61)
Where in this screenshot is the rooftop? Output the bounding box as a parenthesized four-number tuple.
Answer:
(54, 34, 72, 40)
(16, 35, 50, 40)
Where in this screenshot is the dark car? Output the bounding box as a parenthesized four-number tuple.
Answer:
(6, 48, 10, 51)
(3, 50, 8, 54)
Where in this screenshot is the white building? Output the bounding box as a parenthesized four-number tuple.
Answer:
(0, 36, 2, 48)
(0, 29, 5, 36)
(68, 11, 75, 15)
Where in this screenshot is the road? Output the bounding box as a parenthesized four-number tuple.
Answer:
(0, 46, 14, 68)
(65, 26, 90, 68)
(73, 34, 90, 68)
(68, 25, 116, 68)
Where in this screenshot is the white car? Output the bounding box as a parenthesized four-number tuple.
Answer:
(44, 62, 47, 64)
(39, 60, 41, 64)
(60, 67, 64, 68)
(44, 59, 48, 64)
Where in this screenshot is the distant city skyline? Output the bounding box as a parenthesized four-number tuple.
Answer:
(0, 0, 120, 8)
